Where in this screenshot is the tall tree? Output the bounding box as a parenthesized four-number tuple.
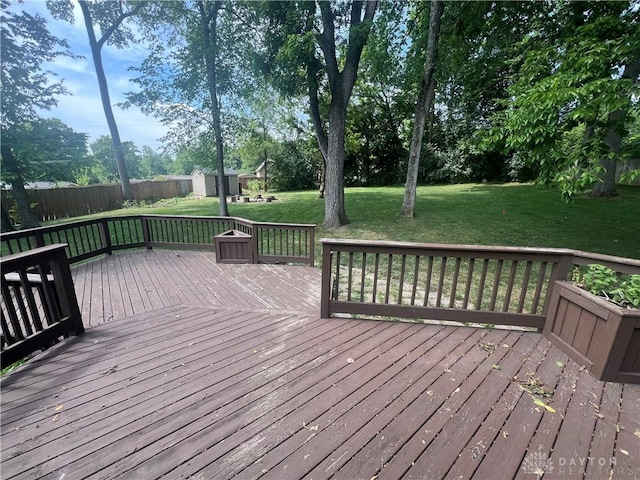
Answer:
(47, 0, 147, 202)
(197, 0, 228, 215)
(1, 0, 74, 228)
(400, 0, 444, 217)
(126, 1, 253, 216)
(262, 1, 378, 227)
(315, 1, 378, 227)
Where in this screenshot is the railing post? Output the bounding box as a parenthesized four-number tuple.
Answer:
(251, 222, 259, 264)
(541, 252, 573, 317)
(49, 247, 84, 335)
(320, 240, 332, 318)
(33, 230, 45, 248)
(98, 219, 113, 255)
(141, 216, 152, 250)
(309, 227, 315, 267)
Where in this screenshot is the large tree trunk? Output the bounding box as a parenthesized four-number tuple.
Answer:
(401, 0, 444, 217)
(1, 203, 15, 232)
(590, 58, 640, 198)
(0, 144, 40, 229)
(324, 96, 349, 227)
(198, 1, 228, 216)
(79, 1, 134, 202)
(316, 0, 378, 228)
(308, 75, 328, 198)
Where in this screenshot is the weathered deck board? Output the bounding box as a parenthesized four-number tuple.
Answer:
(2, 250, 639, 480)
(72, 250, 322, 327)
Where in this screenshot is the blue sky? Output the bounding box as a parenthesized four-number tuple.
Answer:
(17, 1, 168, 151)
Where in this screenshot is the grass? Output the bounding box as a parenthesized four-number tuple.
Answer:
(46, 183, 640, 259)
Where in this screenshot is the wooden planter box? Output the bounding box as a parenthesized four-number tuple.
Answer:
(214, 230, 254, 264)
(544, 281, 640, 384)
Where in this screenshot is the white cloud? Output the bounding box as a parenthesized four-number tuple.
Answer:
(19, 0, 168, 150)
(39, 93, 168, 150)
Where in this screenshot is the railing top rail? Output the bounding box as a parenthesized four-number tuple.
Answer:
(570, 250, 640, 268)
(141, 214, 233, 221)
(320, 238, 573, 255)
(0, 218, 105, 238)
(320, 238, 640, 269)
(1, 243, 67, 265)
(251, 220, 316, 229)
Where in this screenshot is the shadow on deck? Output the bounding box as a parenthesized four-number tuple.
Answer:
(1, 250, 639, 480)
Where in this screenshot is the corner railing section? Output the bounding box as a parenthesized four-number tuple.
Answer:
(1, 244, 84, 366)
(320, 238, 640, 329)
(321, 239, 577, 329)
(0, 215, 315, 267)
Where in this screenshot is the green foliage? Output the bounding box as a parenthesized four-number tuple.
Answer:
(1, 118, 90, 183)
(268, 141, 318, 192)
(579, 265, 640, 308)
(489, 2, 639, 200)
(246, 179, 261, 194)
(88, 136, 142, 182)
(1, 0, 74, 129)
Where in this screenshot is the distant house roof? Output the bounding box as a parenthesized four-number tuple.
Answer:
(255, 162, 266, 174)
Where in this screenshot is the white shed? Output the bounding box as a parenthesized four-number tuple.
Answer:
(192, 169, 239, 197)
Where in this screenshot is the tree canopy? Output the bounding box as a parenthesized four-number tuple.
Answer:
(7, 0, 639, 226)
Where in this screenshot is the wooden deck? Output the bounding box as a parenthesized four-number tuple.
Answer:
(70, 249, 322, 326)
(1, 250, 639, 480)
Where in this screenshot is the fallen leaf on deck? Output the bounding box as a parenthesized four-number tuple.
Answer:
(309, 425, 319, 431)
(620, 449, 629, 456)
(634, 429, 640, 439)
(55, 405, 64, 412)
(444, 368, 453, 374)
(479, 342, 496, 354)
(52, 414, 59, 422)
(533, 397, 556, 413)
(426, 390, 434, 396)
(370, 476, 378, 480)
(102, 365, 118, 375)
(262, 469, 269, 474)
(253, 349, 257, 354)
(502, 431, 508, 438)
(595, 413, 605, 420)
(128, 373, 139, 381)
(492, 364, 501, 370)
(502, 344, 509, 348)
(347, 358, 355, 364)
(615, 424, 625, 433)
(556, 361, 564, 368)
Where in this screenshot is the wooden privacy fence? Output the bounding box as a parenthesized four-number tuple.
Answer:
(0, 215, 315, 267)
(320, 238, 639, 330)
(1, 179, 192, 222)
(1, 244, 84, 367)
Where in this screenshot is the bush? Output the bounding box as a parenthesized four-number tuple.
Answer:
(577, 264, 640, 308)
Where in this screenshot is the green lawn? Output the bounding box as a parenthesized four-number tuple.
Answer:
(50, 183, 640, 259)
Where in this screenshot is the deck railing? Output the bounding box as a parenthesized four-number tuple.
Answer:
(0, 215, 315, 266)
(1, 244, 84, 366)
(320, 238, 639, 329)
